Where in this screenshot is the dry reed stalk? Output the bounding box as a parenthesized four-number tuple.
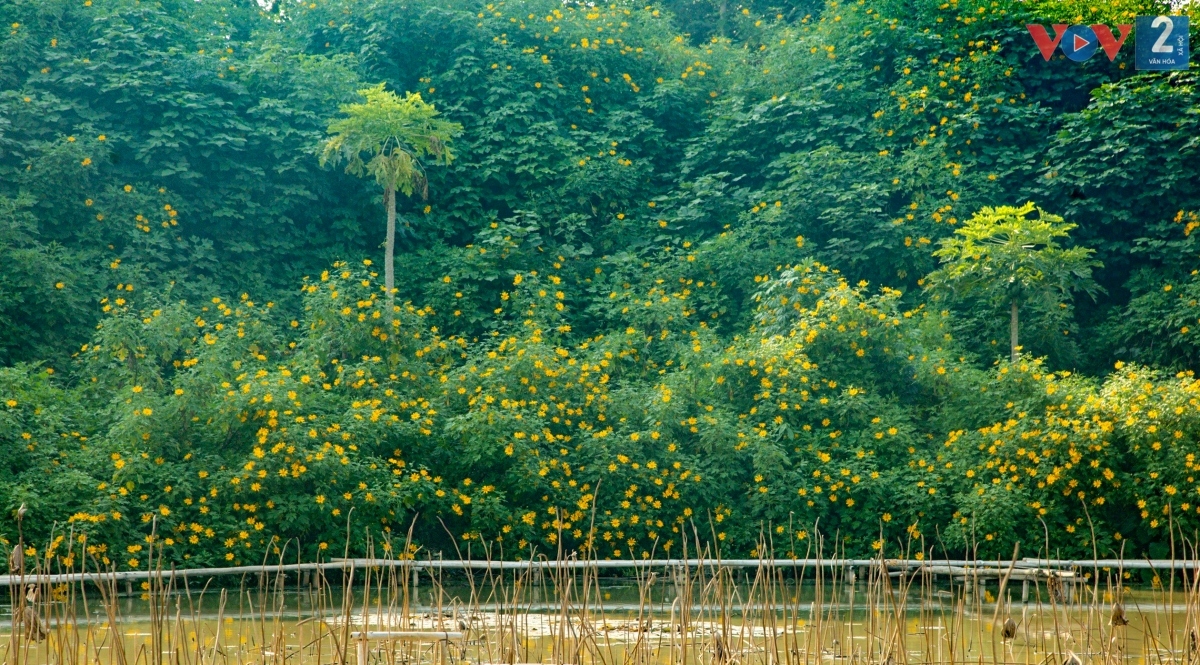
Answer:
(11, 527, 1200, 665)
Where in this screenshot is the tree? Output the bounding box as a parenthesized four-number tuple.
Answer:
(320, 85, 461, 312)
(924, 202, 1102, 363)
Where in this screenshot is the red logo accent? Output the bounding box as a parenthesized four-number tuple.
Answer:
(1073, 33, 1090, 50)
(1091, 23, 1132, 61)
(1027, 24, 1069, 60)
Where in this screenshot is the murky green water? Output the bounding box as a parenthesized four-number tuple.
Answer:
(0, 575, 1189, 665)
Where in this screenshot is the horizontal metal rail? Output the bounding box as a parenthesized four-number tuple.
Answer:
(0, 556, 1178, 587)
(350, 631, 463, 640)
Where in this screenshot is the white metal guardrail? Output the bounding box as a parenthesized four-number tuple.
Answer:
(0, 556, 1172, 587)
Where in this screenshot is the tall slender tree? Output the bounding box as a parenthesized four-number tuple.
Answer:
(320, 84, 461, 314)
(925, 202, 1102, 363)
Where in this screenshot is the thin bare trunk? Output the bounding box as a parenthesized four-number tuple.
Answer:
(1010, 299, 1019, 363)
(385, 185, 396, 319)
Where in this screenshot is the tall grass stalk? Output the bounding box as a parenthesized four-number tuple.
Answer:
(3, 527, 1197, 665)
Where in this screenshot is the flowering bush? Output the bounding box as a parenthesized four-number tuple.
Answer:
(0, 256, 1194, 568)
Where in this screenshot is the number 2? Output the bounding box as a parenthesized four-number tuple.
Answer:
(1151, 16, 1175, 53)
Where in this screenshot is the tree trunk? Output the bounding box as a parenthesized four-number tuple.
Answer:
(384, 185, 396, 320)
(1010, 299, 1019, 363)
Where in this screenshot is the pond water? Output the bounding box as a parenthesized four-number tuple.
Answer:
(0, 573, 1191, 665)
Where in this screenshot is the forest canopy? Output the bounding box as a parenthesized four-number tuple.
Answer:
(0, 0, 1198, 567)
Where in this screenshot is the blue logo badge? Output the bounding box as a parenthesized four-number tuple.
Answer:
(1135, 15, 1189, 70)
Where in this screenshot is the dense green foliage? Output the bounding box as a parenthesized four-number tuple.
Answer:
(0, 0, 1197, 566)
